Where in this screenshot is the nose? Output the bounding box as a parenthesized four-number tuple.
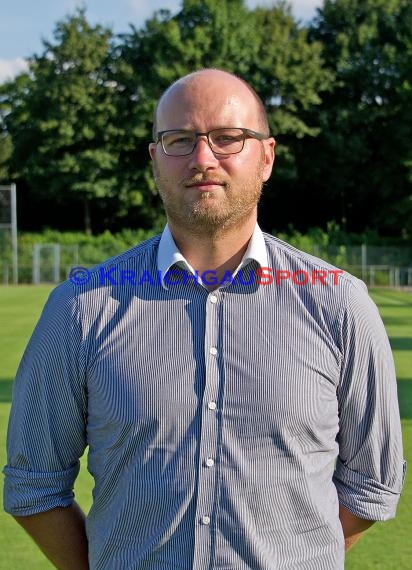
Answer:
(188, 136, 220, 171)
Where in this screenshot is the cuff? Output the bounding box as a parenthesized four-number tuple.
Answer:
(333, 459, 406, 521)
(3, 462, 80, 516)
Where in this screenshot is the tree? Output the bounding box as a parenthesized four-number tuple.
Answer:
(301, 0, 412, 237)
(0, 135, 12, 183)
(1, 1, 334, 234)
(1, 8, 118, 233)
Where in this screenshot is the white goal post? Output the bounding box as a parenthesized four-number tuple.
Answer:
(0, 183, 18, 284)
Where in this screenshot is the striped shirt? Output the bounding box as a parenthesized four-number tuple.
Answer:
(4, 225, 405, 569)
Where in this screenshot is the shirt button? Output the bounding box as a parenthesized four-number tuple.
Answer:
(210, 347, 218, 356)
(205, 457, 214, 468)
(210, 295, 218, 304)
(208, 401, 217, 410)
(201, 515, 211, 525)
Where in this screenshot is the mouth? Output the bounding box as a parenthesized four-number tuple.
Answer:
(184, 179, 226, 191)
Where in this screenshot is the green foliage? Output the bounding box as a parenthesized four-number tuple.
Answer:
(116, 0, 332, 185)
(274, 222, 350, 268)
(16, 228, 158, 267)
(0, 134, 12, 182)
(274, 220, 408, 249)
(0, 2, 332, 234)
(302, 0, 412, 236)
(0, 1, 411, 240)
(1, 8, 119, 233)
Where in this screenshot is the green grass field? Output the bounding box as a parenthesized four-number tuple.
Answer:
(0, 286, 411, 569)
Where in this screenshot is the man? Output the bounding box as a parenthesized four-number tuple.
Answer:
(4, 69, 405, 569)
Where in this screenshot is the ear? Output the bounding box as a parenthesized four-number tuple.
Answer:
(149, 142, 156, 160)
(262, 137, 276, 182)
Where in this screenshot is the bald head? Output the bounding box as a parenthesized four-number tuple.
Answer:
(152, 69, 269, 139)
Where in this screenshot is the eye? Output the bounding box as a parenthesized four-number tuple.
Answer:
(163, 132, 194, 147)
(215, 134, 238, 143)
(212, 129, 243, 146)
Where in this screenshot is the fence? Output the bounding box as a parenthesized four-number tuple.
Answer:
(1, 243, 79, 285)
(0, 242, 411, 288)
(311, 244, 412, 288)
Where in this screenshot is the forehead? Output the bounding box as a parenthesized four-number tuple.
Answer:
(156, 73, 260, 132)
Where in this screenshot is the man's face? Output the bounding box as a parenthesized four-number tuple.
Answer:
(149, 72, 275, 235)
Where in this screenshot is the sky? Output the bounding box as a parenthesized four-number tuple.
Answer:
(0, 0, 323, 83)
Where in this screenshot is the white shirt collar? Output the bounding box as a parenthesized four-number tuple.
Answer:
(157, 224, 268, 289)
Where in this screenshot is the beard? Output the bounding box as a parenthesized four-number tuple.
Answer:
(153, 154, 265, 237)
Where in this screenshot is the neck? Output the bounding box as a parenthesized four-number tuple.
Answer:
(168, 215, 257, 284)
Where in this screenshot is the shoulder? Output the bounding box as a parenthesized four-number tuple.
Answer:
(262, 231, 366, 292)
(261, 232, 379, 336)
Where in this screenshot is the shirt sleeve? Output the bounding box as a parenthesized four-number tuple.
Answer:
(3, 282, 88, 516)
(333, 280, 406, 521)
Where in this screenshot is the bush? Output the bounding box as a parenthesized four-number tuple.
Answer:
(17, 228, 158, 267)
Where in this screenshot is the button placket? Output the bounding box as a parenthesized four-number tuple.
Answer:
(192, 291, 222, 569)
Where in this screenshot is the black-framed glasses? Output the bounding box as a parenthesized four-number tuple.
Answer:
(155, 127, 268, 157)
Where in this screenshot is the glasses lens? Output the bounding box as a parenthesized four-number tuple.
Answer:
(209, 129, 244, 154)
(162, 131, 196, 156)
